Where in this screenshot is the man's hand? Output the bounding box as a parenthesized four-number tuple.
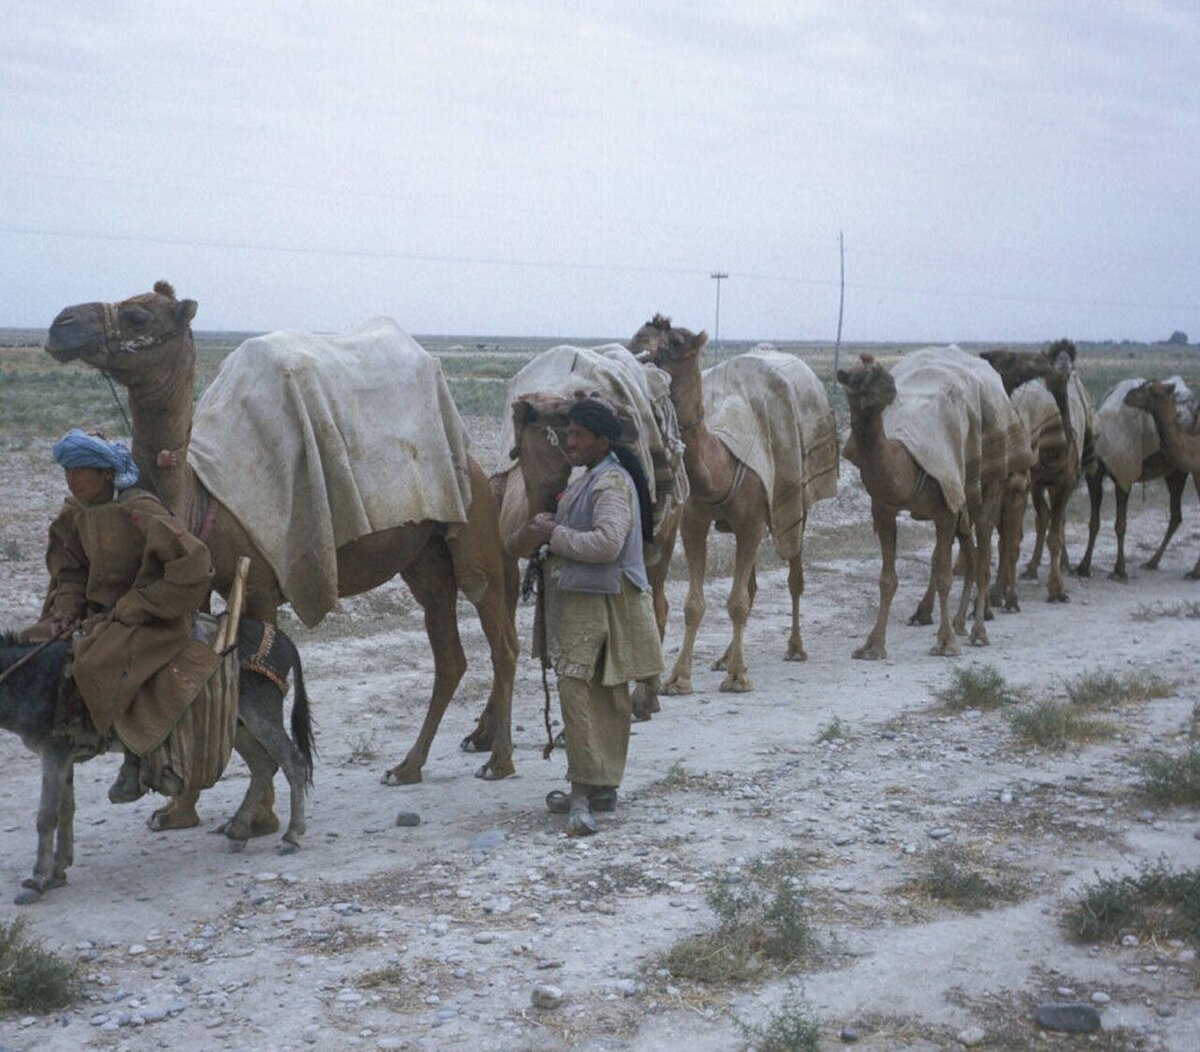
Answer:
(527, 512, 558, 543)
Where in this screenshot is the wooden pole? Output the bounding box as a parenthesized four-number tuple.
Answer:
(834, 231, 845, 373)
(214, 556, 251, 652)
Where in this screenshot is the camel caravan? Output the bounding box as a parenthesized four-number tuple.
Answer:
(3, 280, 1199, 901)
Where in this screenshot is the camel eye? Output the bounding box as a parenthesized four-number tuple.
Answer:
(120, 307, 151, 329)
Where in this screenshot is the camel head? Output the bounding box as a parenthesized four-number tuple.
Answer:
(1044, 338, 1077, 374)
(836, 354, 896, 411)
(45, 281, 198, 383)
(629, 313, 708, 369)
(1124, 379, 1176, 415)
(979, 349, 1053, 395)
(510, 393, 576, 515)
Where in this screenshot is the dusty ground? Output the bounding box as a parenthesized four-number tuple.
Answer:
(1, 415, 1199, 1052)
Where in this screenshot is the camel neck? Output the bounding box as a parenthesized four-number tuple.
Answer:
(124, 336, 198, 518)
(1150, 399, 1200, 472)
(664, 359, 733, 502)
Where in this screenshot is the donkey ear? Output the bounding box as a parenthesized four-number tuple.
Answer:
(175, 299, 198, 326)
(692, 330, 709, 351)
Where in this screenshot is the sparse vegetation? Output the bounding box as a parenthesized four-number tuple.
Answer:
(733, 985, 822, 1052)
(348, 735, 379, 764)
(1137, 748, 1200, 805)
(0, 918, 80, 1013)
(936, 664, 1017, 712)
(816, 715, 849, 742)
(1008, 700, 1117, 749)
(1066, 668, 1174, 708)
(1064, 861, 1200, 945)
(0, 538, 21, 562)
(902, 847, 1024, 910)
(662, 866, 818, 983)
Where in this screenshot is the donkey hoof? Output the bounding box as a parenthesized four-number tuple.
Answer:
(226, 837, 248, 854)
(15, 886, 43, 905)
(277, 840, 300, 856)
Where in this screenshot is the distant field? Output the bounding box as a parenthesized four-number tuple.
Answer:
(3, 329, 1194, 439)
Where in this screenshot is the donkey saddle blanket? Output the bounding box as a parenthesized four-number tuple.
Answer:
(702, 350, 839, 560)
(190, 317, 473, 626)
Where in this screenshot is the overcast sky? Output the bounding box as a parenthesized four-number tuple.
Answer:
(2, 1, 1197, 342)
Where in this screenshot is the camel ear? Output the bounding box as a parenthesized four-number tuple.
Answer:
(174, 299, 197, 326)
(692, 330, 709, 351)
(979, 350, 996, 364)
(1164, 382, 1177, 395)
(512, 400, 536, 428)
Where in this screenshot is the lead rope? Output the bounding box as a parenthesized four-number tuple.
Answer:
(101, 370, 134, 439)
(521, 545, 556, 759)
(0, 622, 77, 688)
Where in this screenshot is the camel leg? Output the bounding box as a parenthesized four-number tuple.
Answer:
(930, 514, 961, 657)
(718, 519, 765, 692)
(1143, 472, 1185, 571)
(908, 568, 936, 627)
(383, 546, 468, 785)
(632, 512, 679, 720)
(1045, 482, 1071, 602)
(854, 502, 897, 660)
(1187, 474, 1200, 580)
(17, 744, 73, 903)
(1107, 483, 1131, 580)
(1074, 470, 1103, 577)
(460, 550, 519, 753)
(715, 566, 756, 670)
(784, 544, 807, 661)
(1021, 485, 1048, 579)
(663, 513, 710, 695)
(468, 566, 518, 781)
(952, 520, 976, 635)
(969, 510, 993, 647)
(994, 481, 1026, 611)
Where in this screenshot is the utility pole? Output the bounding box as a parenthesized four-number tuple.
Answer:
(834, 232, 845, 374)
(710, 271, 728, 351)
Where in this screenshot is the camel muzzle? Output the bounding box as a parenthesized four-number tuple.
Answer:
(45, 302, 109, 362)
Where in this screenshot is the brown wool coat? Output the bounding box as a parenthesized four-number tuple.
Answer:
(41, 489, 219, 755)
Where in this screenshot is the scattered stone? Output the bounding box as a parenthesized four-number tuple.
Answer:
(1035, 1003, 1102, 1033)
(1157, 1004, 1175, 1018)
(928, 828, 952, 839)
(1121, 934, 1139, 947)
(833, 833, 855, 846)
(1056, 986, 1075, 998)
(469, 830, 505, 853)
(128, 944, 147, 956)
(473, 932, 495, 944)
(957, 1025, 985, 1047)
(839, 1025, 859, 1042)
(1090, 991, 1111, 1004)
(254, 871, 279, 882)
(531, 984, 565, 1010)
(999, 789, 1013, 804)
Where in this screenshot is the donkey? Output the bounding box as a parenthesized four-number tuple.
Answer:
(0, 620, 314, 904)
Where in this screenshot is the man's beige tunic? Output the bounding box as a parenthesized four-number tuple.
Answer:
(543, 465, 662, 787)
(41, 489, 219, 755)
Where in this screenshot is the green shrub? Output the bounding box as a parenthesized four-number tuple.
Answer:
(1008, 700, 1116, 749)
(1138, 748, 1200, 805)
(1064, 861, 1200, 944)
(936, 665, 1016, 711)
(0, 918, 79, 1013)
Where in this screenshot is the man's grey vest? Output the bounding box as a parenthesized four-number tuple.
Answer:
(556, 453, 649, 594)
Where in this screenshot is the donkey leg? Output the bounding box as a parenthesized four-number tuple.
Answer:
(17, 744, 73, 903)
(664, 514, 709, 695)
(217, 724, 280, 845)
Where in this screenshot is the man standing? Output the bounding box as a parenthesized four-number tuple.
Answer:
(526, 398, 663, 835)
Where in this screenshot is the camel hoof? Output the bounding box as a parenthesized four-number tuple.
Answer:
(1108, 570, 1129, 582)
(147, 804, 200, 832)
(969, 630, 990, 648)
(1047, 593, 1071, 604)
(14, 886, 43, 905)
(1019, 568, 1038, 581)
(1073, 564, 1091, 578)
(459, 732, 492, 754)
(952, 621, 967, 637)
(710, 657, 729, 672)
(662, 678, 693, 696)
(930, 641, 961, 657)
(382, 764, 422, 786)
(631, 707, 654, 723)
(277, 840, 300, 856)
(907, 611, 933, 627)
(853, 644, 886, 660)
(719, 674, 753, 693)
(1186, 570, 1200, 581)
(783, 645, 808, 662)
(475, 757, 515, 781)
(227, 838, 247, 854)
(1141, 560, 1160, 571)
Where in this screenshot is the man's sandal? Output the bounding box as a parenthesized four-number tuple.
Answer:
(545, 788, 617, 815)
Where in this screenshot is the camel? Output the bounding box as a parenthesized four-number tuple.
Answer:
(1075, 377, 1199, 581)
(1017, 339, 1094, 601)
(978, 349, 1056, 611)
(1, 620, 313, 903)
(1122, 379, 1200, 579)
(631, 315, 838, 693)
(45, 283, 519, 835)
(836, 349, 1028, 658)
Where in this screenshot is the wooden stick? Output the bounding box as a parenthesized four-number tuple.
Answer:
(214, 556, 251, 652)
